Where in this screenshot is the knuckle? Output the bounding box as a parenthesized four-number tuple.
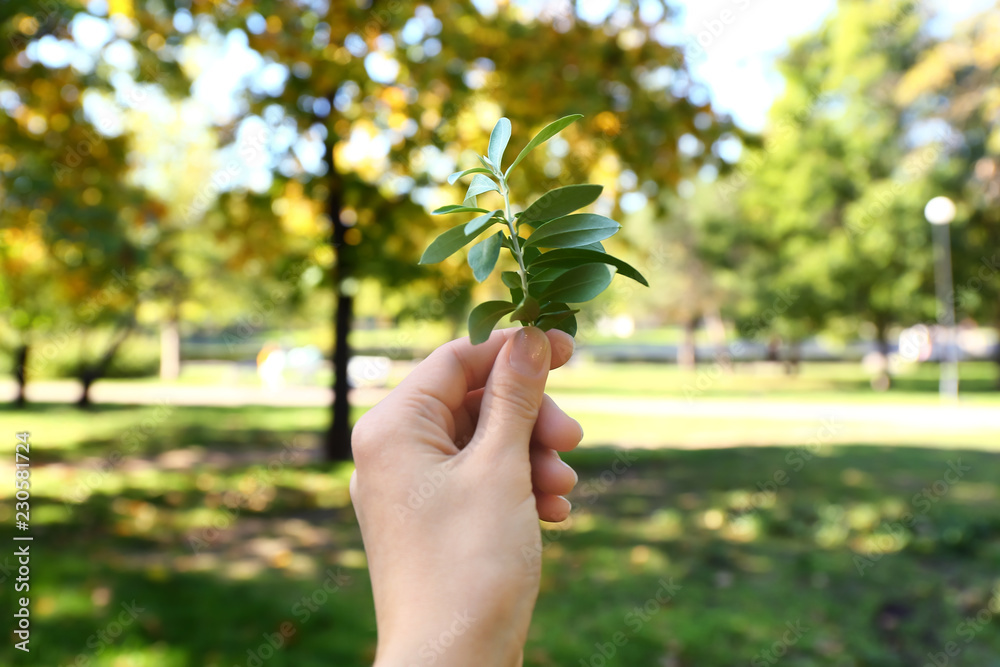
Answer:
(350, 412, 379, 462)
(489, 382, 541, 422)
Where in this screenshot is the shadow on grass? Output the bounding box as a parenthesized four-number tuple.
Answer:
(10, 564, 377, 666)
(3, 406, 1000, 665)
(542, 445, 1000, 666)
(0, 402, 332, 463)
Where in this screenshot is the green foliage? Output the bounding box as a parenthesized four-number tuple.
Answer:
(468, 231, 503, 282)
(421, 116, 647, 343)
(723, 0, 940, 345)
(517, 184, 604, 228)
(504, 114, 584, 178)
(468, 300, 517, 344)
(528, 248, 648, 286)
(521, 214, 621, 249)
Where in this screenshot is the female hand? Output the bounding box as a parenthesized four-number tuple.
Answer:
(350, 327, 583, 666)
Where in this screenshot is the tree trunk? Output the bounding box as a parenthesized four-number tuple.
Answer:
(13, 343, 28, 408)
(876, 324, 891, 364)
(677, 317, 697, 370)
(784, 340, 802, 375)
(327, 291, 354, 460)
(323, 123, 353, 462)
(766, 336, 781, 362)
(77, 372, 97, 409)
(872, 322, 891, 391)
(160, 311, 180, 381)
(704, 308, 731, 372)
(76, 323, 134, 408)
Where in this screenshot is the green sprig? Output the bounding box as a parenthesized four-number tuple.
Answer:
(420, 114, 648, 344)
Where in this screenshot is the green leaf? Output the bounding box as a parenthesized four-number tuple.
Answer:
(527, 248, 648, 286)
(488, 117, 512, 170)
(466, 173, 500, 199)
(447, 167, 494, 185)
(501, 271, 522, 289)
(518, 184, 604, 227)
(554, 312, 578, 337)
(528, 266, 569, 295)
(536, 309, 579, 331)
(468, 301, 516, 345)
(499, 236, 539, 264)
(522, 214, 621, 249)
(505, 114, 584, 178)
(530, 267, 568, 283)
(539, 300, 572, 315)
(510, 295, 540, 323)
(463, 209, 502, 235)
(581, 241, 605, 252)
(433, 204, 489, 215)
(420, 222, 487, 264)
(540, 263, 613, 303)
(468, 231, 502, 282)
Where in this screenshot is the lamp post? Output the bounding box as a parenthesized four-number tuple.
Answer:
(924, 196, 958, 401)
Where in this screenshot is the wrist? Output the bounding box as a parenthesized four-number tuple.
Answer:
(374, 609, 517, 667)
(373, 639, 482, 667)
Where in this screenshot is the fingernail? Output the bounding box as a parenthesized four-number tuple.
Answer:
(510, 327, 548, 375)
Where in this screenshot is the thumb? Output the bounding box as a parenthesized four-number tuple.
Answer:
(469, 326, 551, 463)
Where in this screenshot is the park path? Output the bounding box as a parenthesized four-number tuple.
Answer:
(1, 379, 996, 431)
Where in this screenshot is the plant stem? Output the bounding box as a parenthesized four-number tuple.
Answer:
(501, 180, 530, 294)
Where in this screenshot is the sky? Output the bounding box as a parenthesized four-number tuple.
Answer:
(645, 0, 997, 131)
(471, 0, 999, 131)
(668, 0, 837, 131)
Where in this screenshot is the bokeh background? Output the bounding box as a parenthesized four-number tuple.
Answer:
(2, 0, 1000, 665)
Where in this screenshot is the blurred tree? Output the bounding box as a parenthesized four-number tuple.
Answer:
(189, 0, 731, 458)
(627, 182, 739, 369)
(2, 1, 325, 406)
(123, 103, 321, 379)
(896, 6, 1000, 385)
(4, 1, 732, 452)
(729, 0, 940, 378)
(0, 2, 151, 406)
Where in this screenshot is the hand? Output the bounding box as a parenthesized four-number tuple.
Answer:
(350, 327, 582, 667)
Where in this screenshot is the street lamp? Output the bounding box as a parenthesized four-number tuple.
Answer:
(924, 196, 958, 401)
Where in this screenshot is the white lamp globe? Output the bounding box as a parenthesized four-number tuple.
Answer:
(924, 196, 956, 225)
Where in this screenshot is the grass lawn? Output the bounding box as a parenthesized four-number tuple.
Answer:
(545, 359, 1000, 404)
(1, 404, 998, 665)
(55, 359, 1000, 408)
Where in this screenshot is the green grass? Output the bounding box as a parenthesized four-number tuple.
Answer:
(15, 358, 998, 414)
(545, 359, 1000, 404)
(1, 404, 999, 665)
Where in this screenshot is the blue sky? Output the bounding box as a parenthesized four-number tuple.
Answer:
(665, 0, 838, 130)
(464, 0, 999, 130)
(669, 0, 997, 130)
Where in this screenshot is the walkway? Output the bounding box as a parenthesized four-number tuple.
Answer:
(2, 379, 996, 432)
